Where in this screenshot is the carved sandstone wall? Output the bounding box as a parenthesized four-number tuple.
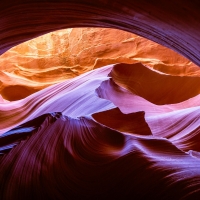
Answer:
(0, 28, 199, 100)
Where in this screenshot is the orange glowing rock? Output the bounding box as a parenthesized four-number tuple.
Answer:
(0, 28, 199, 101)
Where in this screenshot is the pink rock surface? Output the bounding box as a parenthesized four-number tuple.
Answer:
(0, 63, 200, 199)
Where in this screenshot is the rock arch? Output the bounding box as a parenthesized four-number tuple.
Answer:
(1, 0, 200, 66)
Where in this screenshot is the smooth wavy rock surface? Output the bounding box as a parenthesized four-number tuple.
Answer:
(1, 112, 200, 199)
(0, 65, 114, 134)
(0, 63, 200, 199)
(1, 28, 199, 101)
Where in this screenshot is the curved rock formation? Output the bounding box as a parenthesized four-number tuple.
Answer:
(0, 0, 200, 66)
(110, 63, 200, 104)
(1, 28, 199, 101)
(0, 0, 200, 199)
(0, 63, 200, 199)
(1, 112, 200, 199)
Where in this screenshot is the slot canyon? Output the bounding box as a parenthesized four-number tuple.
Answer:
(0, 1, 200, 199)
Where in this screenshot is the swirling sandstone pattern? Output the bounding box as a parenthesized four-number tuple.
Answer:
(1, 63, 200, 199)
(1, 28, 199, 101)
(0, 0, 200, 199)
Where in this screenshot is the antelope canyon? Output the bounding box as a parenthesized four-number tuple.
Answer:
(1, 1, 200, 199)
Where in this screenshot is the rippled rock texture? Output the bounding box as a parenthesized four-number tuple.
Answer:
(1, 0, 200, 198)
(0, 28, 199, 101)
(0, 62, 200, 199)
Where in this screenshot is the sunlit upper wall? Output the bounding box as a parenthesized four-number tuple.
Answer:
(0, 27, 199, 101)
(1, 0, 200, 67)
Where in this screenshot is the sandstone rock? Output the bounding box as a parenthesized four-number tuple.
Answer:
(0, 28, 199, 100)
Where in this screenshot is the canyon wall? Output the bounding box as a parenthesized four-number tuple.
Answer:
(0, 1, 200, 199)
(1, 0, 200, 67)
(0, 28, 199, 100)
